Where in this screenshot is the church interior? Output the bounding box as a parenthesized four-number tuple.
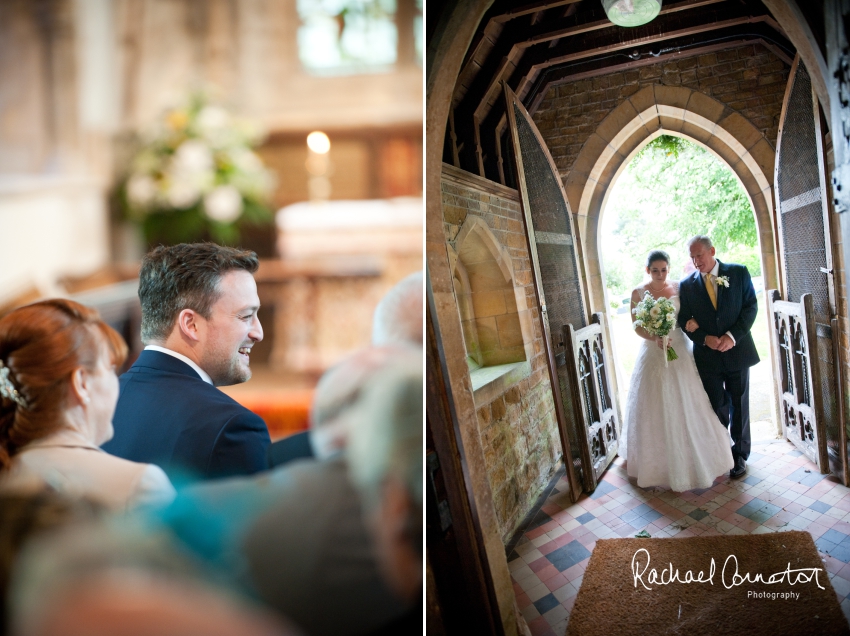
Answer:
(0, 0, 423, 438)
(427, 1, 850, 634)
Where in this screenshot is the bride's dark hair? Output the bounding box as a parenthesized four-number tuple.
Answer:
(646, 250, 670, 267)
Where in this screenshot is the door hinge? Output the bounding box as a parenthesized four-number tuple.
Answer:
(427, 451, 453, 533)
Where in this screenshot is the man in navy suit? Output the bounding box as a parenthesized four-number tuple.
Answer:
(102, 243, 270, 479)
(678, 235, 759, 479)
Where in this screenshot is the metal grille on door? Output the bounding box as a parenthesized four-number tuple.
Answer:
(512, 102, 587, 489)
(505, 84, 618, 498)
(774, 57, 846, 481)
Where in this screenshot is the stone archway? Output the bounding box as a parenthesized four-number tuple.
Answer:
(564, 84, 780, 314)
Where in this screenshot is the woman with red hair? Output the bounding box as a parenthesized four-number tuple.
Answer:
(0, 299, 175, 509)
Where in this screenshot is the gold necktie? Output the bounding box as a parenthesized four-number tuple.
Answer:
(704, 274, 717, 309)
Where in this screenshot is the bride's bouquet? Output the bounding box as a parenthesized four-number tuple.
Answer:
(633, 292, 679, 363)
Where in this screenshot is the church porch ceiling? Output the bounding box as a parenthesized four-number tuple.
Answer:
(445, 0, 796, 184)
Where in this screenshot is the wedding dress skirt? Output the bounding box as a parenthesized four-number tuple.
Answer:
(622, 298, 734, 491)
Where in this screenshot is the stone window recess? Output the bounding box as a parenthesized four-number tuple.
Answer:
(448, 216, 534, 403)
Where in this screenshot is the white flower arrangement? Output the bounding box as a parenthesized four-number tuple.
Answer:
(633, 291, 679, 362)
(122, 92, 275, 245)
(716, 275, 730, 288)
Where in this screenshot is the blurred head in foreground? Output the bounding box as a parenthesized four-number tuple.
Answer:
(0, 488, 102, 635)
(346, 351, 423, 603)
(309, 346, 408, 459)
(371, 271, 423, 347)
(10, 520, 295, 636)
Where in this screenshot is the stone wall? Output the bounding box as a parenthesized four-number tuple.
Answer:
(532, 43, 789, 177)
(442, 164, 561, 541)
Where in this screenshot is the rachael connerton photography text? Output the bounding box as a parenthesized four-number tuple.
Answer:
(631, 548, 826, 591)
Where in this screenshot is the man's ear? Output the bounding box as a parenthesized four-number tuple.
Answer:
(177, 309, 203, 342)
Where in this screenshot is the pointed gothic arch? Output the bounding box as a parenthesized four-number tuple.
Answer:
(451, 215, 516, 284)
(564, 85, 780, 313)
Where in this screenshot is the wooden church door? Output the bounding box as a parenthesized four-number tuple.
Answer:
(772, 55, 848, 483)
(504, 85, 621, 495)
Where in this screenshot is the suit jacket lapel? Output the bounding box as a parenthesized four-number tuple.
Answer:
(715, 260, 726, 310)
(693, 269, 714, 312)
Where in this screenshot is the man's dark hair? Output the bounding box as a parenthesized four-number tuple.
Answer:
(138, 243, 259, 343)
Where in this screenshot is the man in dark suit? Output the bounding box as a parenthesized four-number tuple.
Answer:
(678, 235, 759, 479)
(102, 243, 270, 479)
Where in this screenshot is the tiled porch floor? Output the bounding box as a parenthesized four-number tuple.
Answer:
(507, 438, 850, 636)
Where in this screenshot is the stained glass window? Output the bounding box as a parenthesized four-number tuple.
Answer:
(298, 0, 398, 73)
(414, 0, 422, 65)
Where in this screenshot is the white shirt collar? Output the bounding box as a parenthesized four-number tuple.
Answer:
(144, 345, 213, 385)
(704, 261, 720, 278)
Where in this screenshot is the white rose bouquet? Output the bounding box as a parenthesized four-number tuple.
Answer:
(633, 291, 679, 363)
(121, 92, 275, 245)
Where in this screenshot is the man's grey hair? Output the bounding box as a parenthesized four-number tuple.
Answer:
(346, 350, 422, 511)
(687, 235, 713, 250)
(309, 346, 404, 458)
(138, 243, 259, 343)
(371, 271, 423, 347)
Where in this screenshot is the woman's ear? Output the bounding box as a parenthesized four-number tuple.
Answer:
(70, 368, 91, 406)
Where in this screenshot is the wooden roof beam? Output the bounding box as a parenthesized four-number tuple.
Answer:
(491, 0, 582, 22)
(515, 15, 781, 102)
(519, 0, 728, 48)
(457, 0, 726, 102)
(473, 11, 774, 123)
(524, 31, 793, 113)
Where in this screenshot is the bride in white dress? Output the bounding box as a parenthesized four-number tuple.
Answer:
(623, 250, 734, 491)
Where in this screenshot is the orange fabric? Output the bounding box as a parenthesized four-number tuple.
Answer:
(231, 390, 313, 440)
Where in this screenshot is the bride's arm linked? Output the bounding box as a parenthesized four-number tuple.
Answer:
(676, 286, 701, 332)
(677, 283, 706, 345)
(631, 288, 665, 349)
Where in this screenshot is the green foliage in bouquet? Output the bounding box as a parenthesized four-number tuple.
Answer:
(119, 93, 275, 246)
(632, 292, 679, 362)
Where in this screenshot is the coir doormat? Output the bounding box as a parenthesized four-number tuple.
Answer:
(567, 531, 849, 636)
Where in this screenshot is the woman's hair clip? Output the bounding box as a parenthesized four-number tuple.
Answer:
(0, 360, 26, 408)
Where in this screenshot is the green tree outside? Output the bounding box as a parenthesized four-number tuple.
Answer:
(602, 134, 761, 297)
